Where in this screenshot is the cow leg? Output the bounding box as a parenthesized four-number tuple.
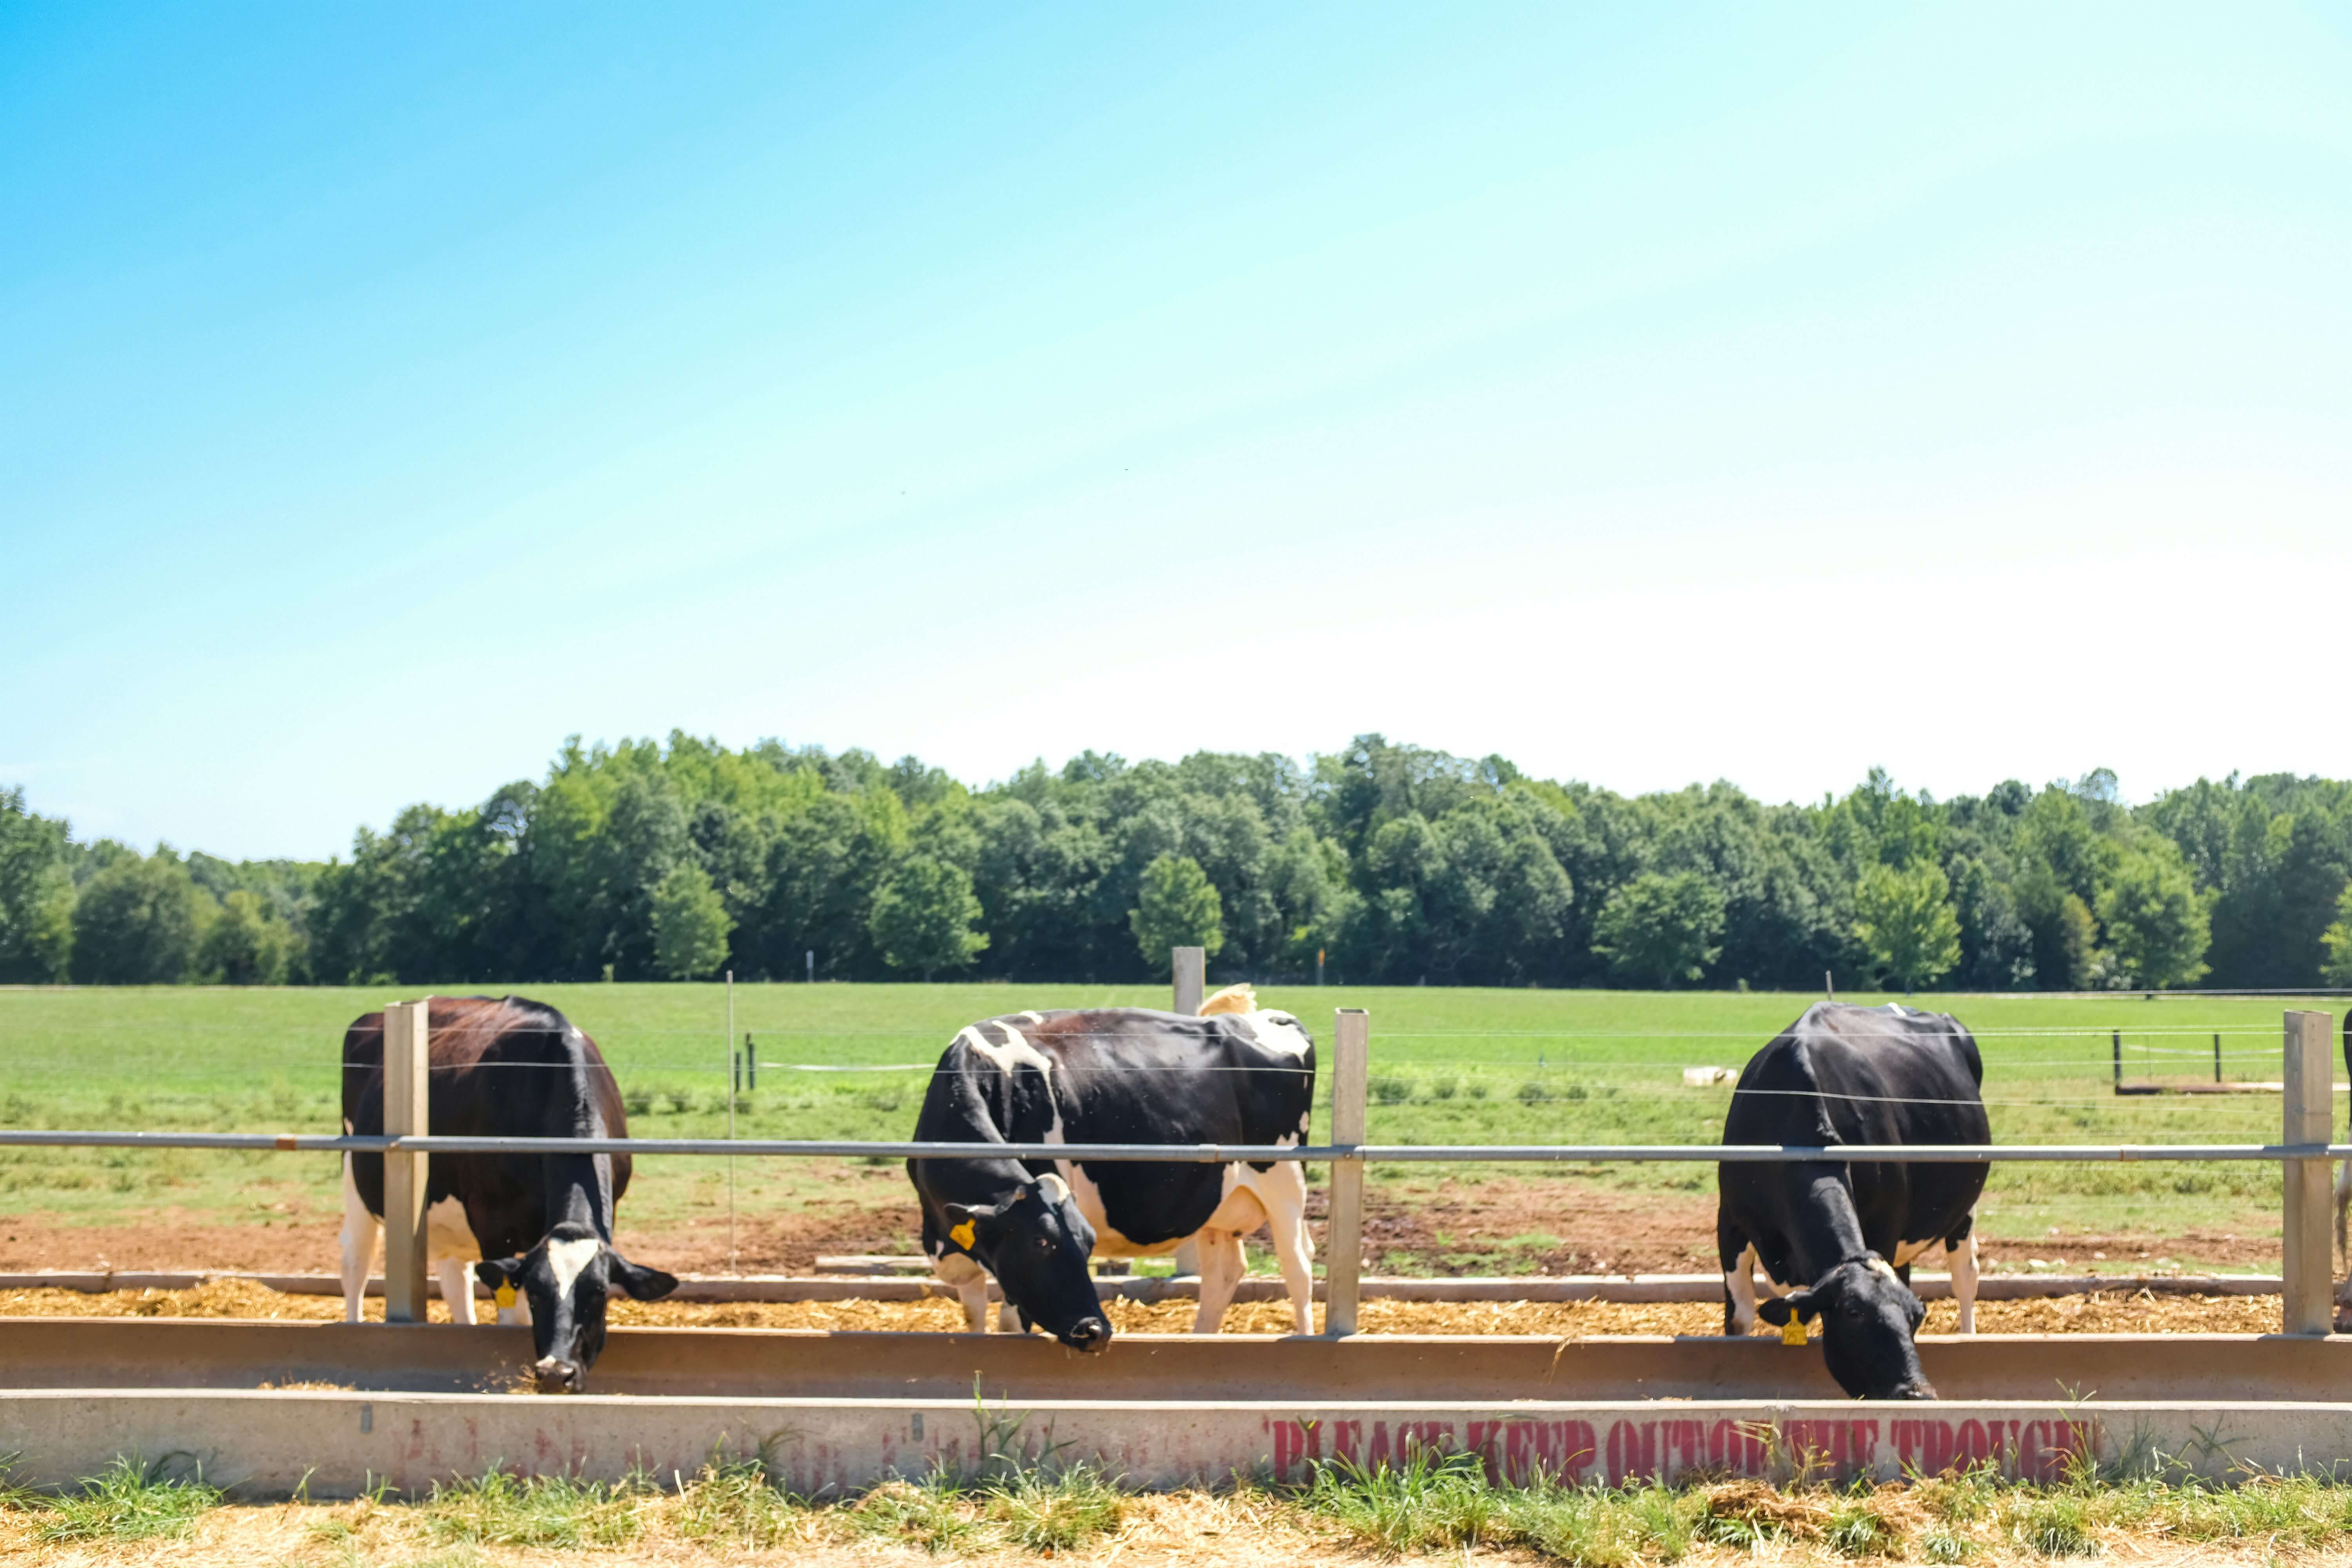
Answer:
(436, 1257, 477, 1325)
(934, 1251, 993, 1333)
(999, 1301, 1023, 1334)
(1172, 1238, 1202, 1278)
(1259, 1161, 1317, 1334)
(1192, 1229, 1245, 1333)
(1724, 1243, 1764, 1336)
(2336, 1161, 2350, 1272)
(338, 1155, 379, 1325)
(1948, 1231, 1980, 1335)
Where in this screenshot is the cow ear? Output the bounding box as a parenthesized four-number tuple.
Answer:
(941, 1202, 998, 1250)
(1759, 1289, 1820, 1326)
(606, 1252, 679, 1302)
(475, 1258, 521, 1292)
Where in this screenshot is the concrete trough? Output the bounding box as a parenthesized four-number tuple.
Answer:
(4, 1319, 2351, 1404)
(6, 1387, 2351, 1497)
(0, 1269, 2287, 1304)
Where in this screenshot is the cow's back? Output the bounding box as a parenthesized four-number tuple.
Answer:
(342, 995, 632, 1253)
(913, 1007, 1315, 1250)
(1720, 1002, 1988, 1265)
(1724, 1003, 1985, 1149)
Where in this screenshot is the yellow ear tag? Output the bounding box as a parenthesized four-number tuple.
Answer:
(495, 1282, 517, 1310)
(949, 1221, 976, 1250)
(1780, 1316, 1809, 1347)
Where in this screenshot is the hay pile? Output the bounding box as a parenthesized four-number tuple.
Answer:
(0, 1283, 2284, 1335)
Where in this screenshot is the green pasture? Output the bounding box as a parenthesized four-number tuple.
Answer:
(0, 983, 2339, 1269)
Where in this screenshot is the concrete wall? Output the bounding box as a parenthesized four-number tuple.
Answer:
(5, 1388, 2344, 1498)
(4, 1320, 2347, 1403)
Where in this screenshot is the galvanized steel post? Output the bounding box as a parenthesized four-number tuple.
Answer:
(2282, 1010, 2334, 1335)
(1325, 1008, 1370, 1336)
(380, 999, 431, 1325)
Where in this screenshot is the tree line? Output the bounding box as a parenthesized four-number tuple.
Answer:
(6, 734, 2352, 992)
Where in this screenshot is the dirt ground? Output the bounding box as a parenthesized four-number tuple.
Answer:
(0, 1495, 2343, 1568)
(0, 1174, 2282, 1277)
(0, 1276, 2288, 1336)
(0, 1200, 909, 1278)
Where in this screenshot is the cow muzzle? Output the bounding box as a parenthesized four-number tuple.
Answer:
(1885, 1378, 1939, 1401)
(533, 1356, 584, 1394)
(1059, 1316, 1113, 1354)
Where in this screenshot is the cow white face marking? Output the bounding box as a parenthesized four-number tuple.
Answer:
(546, 1236, 602, 1298)
(1868, 1256, 1901, 1283)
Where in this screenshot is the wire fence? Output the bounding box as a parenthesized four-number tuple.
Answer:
(2, 991, 2344, 1336)
(2, 1129, 2350, 1163)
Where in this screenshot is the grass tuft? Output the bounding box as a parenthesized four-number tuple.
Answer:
(1301, 1450, 1501, 1553)
(419, 1468, 645, 1548)
(2011, 1491, 2100, 1557)
(844, 1472, 980, 1553)
(0, 1453, 41, 1513)
(1822, 1490, 1899, 1556)
(34, 1454, 222, 1542)
(984, 1461, 1127, 1551)
(670, 1455, 808, 1548)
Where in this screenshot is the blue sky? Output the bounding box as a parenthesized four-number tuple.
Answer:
(6, 4, 2350, 860)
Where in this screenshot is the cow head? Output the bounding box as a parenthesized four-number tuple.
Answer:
(1756, 1256, 1934, 1400)
(941, 1174, 1110, 1353)
(476, 1222, 679, 1392)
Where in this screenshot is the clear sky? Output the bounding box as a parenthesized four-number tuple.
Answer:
(6, 4, 2350, 861)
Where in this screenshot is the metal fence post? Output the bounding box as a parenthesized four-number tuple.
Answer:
(1172, 947, 1205, 1016)
(381, 999, 431, 1325)
(2282, 1009, 2334, 1335)
(1325, 1008, 1370, 1337)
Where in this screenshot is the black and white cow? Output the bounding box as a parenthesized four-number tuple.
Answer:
(906, 988, 1317, 1350)
(1716, 1001, 1990, 1400)
(339, 995, 677, 1392)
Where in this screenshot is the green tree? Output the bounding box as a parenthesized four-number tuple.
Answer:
(1129, 853, 1225, 968)
(2317, 883, 2352, 987)
(1592, 871, 1725, 989)
(70, 850, 212, 984)
(2095, 843, 2212, 989)
(197, 889, 291, 984)
(651, 861, 735, 979)
(1854, 860, 1963, 991)
(0, 787, 76, 982)
(868, 855, 989, 979)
